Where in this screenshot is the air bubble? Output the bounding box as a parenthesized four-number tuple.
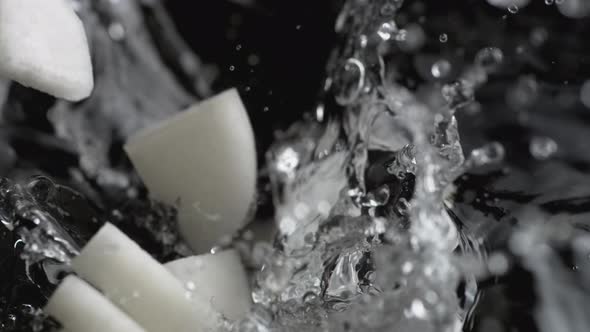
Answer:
(439, 33, 448, 43)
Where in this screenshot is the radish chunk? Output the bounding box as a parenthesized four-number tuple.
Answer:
(0, 0, 93, 101)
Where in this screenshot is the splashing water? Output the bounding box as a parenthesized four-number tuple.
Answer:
(1, 1, 590, 331)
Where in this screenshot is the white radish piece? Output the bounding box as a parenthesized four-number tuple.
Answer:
(165, 249, 252, 320)
(125, 88, 257, 253)
(0, 0, 93, 101)
(72, 223, 220, 332)
(45, 275, 145, 332)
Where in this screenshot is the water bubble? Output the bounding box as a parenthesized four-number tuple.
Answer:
(488, 252, 509, 275)
(398, 23, 426, 52)
(402, 261, 414, 274)
(361, 185, 390, 207)
(294, 202, 310, 220)
(508, 5, 519, 13)
(508, 76, 539, 108)
(439, 33, 448, 43)
(334, 58, 366, 105)
(229, 65, 236, 71)
(431, 59, 451, 78)
(359, 34, 368, 48)
(279, 216, 297, 235)
(186, 281, 196, 291)
(529, 136, 558, 160)
(377, 21, 398, 41)
(276, 147, 300, 176)
(409, 299, 428, 319)
(557, 0, 590, 18)
(530, 27, 548, 46)
(442, 80, 474, 108)
(303, 292, 318, 304)
(475, 47, 504, 72)
(396, 197, 411, 215)
(315, 104, 325, 122)
(248, 54, 260, 66)
(108, 22, 126, 41)
(27, 175, 56, 202)
(469, 142, 505, 167)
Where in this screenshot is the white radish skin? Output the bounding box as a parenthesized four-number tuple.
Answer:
(0, 0, 93, 101)
(165, 249, 252, 320)
(45, 276, 145, 332)
(125, 88, 257, 254)
(72, 223, 220, 332)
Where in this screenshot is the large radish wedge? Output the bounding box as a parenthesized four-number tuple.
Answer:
(125, 89, 257, 254)
(0, 0, 93, 101)
(45, 275, 145, 332)
(72, 223, 220, 332)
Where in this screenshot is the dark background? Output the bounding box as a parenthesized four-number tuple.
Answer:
(165, 0, 341, 151)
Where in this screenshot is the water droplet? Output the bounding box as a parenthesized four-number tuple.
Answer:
(475, 47, 504, 72)
(275, 147, 299, 176)
(398, 23, 426, 52)
(263, 106, 269, 112)
(235, 44, 242, 51)
(410, 299, 428, 319)
(402, 261, 414, 274)
(359, 34, 368, 48)
(248, 54, 260, 66)
(294, 203, 310, 220)
(361, 185, 391, 207)
(377, 21, 398, 41)
(488, 252, 509, 275)
(442, 80, 474, 108)
(186, 281, 196, 291)
(508, 76, 539, 108)
(508, 5, 519, 13)
(431, 59, 451, 78)
(530, 27, 548, 46)
(229, 65, 236, 71)
(315, 104, 325, 122)
(303, 292, 318, 303)
(27, 176, 56, 202)
(469, 142, 505, 167)
(529, 136, 558, 160)
(439, 33, 448, 43)
(334, 58, 366, 105)
(108, 22, 126, 41)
